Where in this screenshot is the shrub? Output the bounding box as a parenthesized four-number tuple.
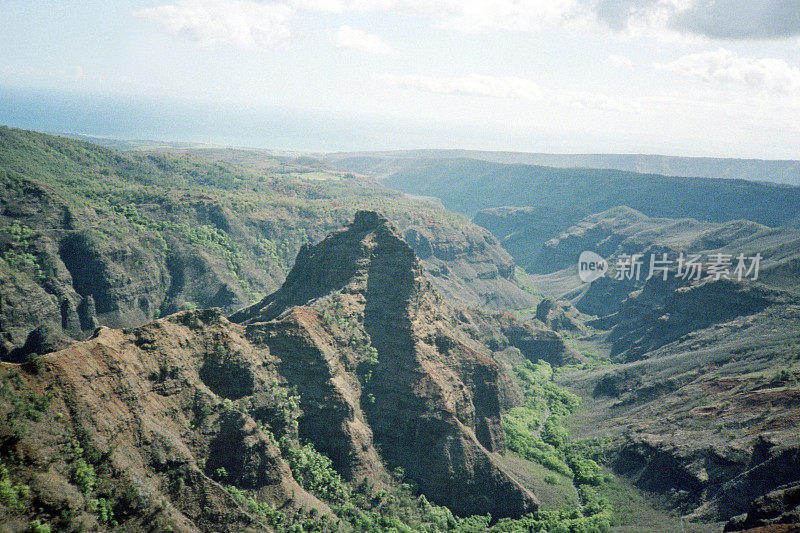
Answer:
(0, 462, 31, 512)
(25, 352, 45, 374)
(71, 458, 97, 495)
(279, 438, 350, 504)
(568, 456, 604, 486)
(26, 520, 52, 533)
(542, 415, 570, 449)
(88, 497, 115, 524)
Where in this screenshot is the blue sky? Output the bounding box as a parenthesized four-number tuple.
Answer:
(2, 1, 800, 157)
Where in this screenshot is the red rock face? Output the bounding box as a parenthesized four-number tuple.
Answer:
(0, 309, 331, 531)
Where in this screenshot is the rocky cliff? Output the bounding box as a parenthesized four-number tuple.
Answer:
(0, 309, 329, 532)
(232, 211, 542, 518)
(507, 206, 800, 321)
(0, 211, 578, 531)
(561, 292, 800, 528)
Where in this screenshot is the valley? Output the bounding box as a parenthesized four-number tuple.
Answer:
(0, 129, 798, 532)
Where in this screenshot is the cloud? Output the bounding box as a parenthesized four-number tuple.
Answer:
(669, 0, 800, 40)
(135, 0, 293, 49)
(429, 0, 587, 33)
(593, 0, 800, 40)
(377, 73, 545, 99)
(375, 73, 634, 111)
(290, 0, 588, 32)
(332, 25, 393, 54)
(608, 54, 634, 68)
(139, 0, 588, 38)
(137, 0, 800, 51)
(657, 48, 800, 95)
(292, 0, 800, 39)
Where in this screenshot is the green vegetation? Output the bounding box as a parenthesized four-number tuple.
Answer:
(71, 458, 97, 495)
(272, 436, 493, 532)
(364, 154, 800, 231)
(320, 292, 381, 383)
(0, 461, 32, 512)
(0, 126, 482, 321)
(0, 395, 122, 529)
(559, 339, 612, 372)
(0, 346, 616, 533)
(501, 360, 614, 531)
(280, 437, 351, 504)
(87, 497, 115, 524)
(224, 484, 287, 529)
(1, 370, 51, 438)
(179, 222, 243, 274)
(191, 358, 610, 533)
(26, 520, 52, 533)
(24, 352, 45, 374)
(0, 221, 43, 280)
(502, 361, 583, 477)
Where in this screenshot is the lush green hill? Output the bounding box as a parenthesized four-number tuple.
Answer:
(0, 127, 534, 362)
(325, 155, 800, 226)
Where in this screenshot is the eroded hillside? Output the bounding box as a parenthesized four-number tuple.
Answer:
(0, 128, 534, 363)
(0, 211, 589, 532)
(501, 207, 800, 531)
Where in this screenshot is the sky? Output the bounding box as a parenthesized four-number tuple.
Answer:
(2, 1, 800, 158)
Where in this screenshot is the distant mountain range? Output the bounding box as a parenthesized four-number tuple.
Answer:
(324, 154, 800, 229)
(325, 149, 800, 186)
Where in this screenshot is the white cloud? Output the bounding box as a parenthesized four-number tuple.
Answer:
(135, 0, 293, 49)
(433, 0, 588, 32)
(332, 25, 393, 55)
(376, 73, 634, 111)
(136, 0, 800, 50)
(290, 0, 588, 32)
(608, 54, 634, 68)
(657, 48, 800, 95)
(290, 0, 800, 39)
(377, 73, 544, 99)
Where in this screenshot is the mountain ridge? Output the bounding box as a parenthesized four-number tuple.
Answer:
(0, 127, 535, 363)
(324, 149, 800, 186)
(0, 211, 590, 530)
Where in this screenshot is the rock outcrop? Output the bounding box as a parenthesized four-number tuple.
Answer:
(0, 211, 558, 530)
(232, 211, 540, 518)
(725, 482, 800, 532)
(604, 276, 794, 361)
(566, 299, 800, 526)
(0, 309, 329, 532)
(534, 298, 590, 336)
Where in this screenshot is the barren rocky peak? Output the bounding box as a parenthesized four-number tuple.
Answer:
(233, 210, 540, 518)
(231, 210, 429, 325)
